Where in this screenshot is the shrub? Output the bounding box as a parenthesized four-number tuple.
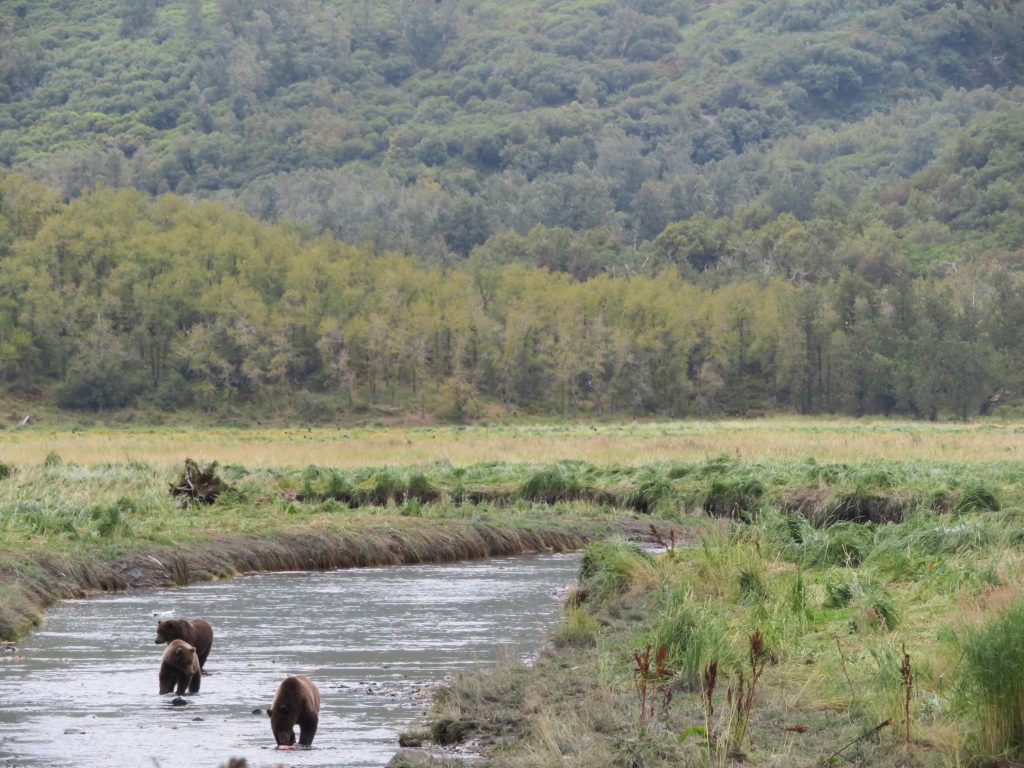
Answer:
(0, 462, 14, 480)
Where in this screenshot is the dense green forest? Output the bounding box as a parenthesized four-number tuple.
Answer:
(1, 0, 1024, 419)
(0, 174, 1020, 420)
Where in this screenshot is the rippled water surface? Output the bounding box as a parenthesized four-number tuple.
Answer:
(0, 553, 580, 768)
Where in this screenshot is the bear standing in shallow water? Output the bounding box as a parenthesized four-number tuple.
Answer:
(159, 639, 201, 695)
(267, 675, 320, 747)
(155, 618, 213, 671)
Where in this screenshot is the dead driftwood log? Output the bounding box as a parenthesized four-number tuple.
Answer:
(169, 459, 230, 507)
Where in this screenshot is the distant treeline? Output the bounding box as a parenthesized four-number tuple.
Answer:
(0, 175, 1019, 421)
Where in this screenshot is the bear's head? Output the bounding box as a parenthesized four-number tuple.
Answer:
(167, 639, 199, 673)
(155, 619, 184, 644)
(267, 704, 297, 746)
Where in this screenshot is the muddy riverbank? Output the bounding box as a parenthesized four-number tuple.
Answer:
(1, 521, 596, 643)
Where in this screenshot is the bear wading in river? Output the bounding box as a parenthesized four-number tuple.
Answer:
(159, 639, 201, 695)
(155, 618, 213, 671)
(267, 675, 320, 747)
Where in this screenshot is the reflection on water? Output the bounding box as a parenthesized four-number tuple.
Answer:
(0, 552, 580, 768)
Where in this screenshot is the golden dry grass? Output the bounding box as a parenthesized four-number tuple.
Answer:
(2, 418, 1023, 467)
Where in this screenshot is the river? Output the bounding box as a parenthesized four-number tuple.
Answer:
(0, 552, 581, 768)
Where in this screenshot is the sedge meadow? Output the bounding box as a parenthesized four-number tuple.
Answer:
(2, 419, 1024, 766)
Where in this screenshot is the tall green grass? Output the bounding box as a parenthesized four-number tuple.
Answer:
(960, 600, 1024, 760)
(578, 538, 656, 600)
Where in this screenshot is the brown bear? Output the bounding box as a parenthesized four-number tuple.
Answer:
(155, 618, 213, 671)
(266, 675, 320, 747)
(159, 639, 201, 695)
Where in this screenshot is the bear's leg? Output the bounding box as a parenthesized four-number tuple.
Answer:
(176, 674, 190, 695)
(298, 715, 318, 746)
(188, 672, 201, 693)
(159, 673, 174, 695)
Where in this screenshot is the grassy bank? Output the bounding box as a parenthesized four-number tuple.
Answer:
(0, 458, 632, 641)
(415, 461, 1024, 767)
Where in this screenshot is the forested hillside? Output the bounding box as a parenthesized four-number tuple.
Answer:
(1, 0, 1024, 420)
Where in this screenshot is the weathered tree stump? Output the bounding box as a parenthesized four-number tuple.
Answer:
(169, 459, 229, 507)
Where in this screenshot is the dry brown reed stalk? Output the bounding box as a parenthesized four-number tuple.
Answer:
(835, 633, 856, 700)
(825, 719, 892, 763)
(632, 643, 672, 725)
(727, 630, 768, 757)
(701, 659, 719, 749)
(901, 643, 913, 745)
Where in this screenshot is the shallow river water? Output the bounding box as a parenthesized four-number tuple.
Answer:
(0, 552, 580, 768)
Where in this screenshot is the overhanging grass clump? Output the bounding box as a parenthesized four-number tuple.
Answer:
(621, 476, 673, 515)
(518, 466, 590, 504)
(553, 605, 600, 648)
(701, 476, 764, 518)
(298, 467, 356, 504)
(954, 484, 1001, 515)
(406, 472, 440, 503)
(354, 470, 406, 506)
(814, 486, 908, 526)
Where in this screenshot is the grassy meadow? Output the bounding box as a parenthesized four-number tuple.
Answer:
(3, 418, 1024, 766)
(1, 417, 1023, 466)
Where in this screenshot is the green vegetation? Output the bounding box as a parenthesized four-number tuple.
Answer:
(2, 0, 1023, 257)
(426, 462, 1024, 767)
(2, 2, 1024, 419)
(4, 424, 1024, 764)
(0, 175, 1023, 420)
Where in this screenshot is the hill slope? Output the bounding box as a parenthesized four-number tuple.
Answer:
(2, 0, 1023, 261)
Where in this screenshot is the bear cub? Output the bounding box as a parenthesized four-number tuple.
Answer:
(155, 618, 213, 671)
(267, 675, 320, 747)
(159, 639, 201, 695)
